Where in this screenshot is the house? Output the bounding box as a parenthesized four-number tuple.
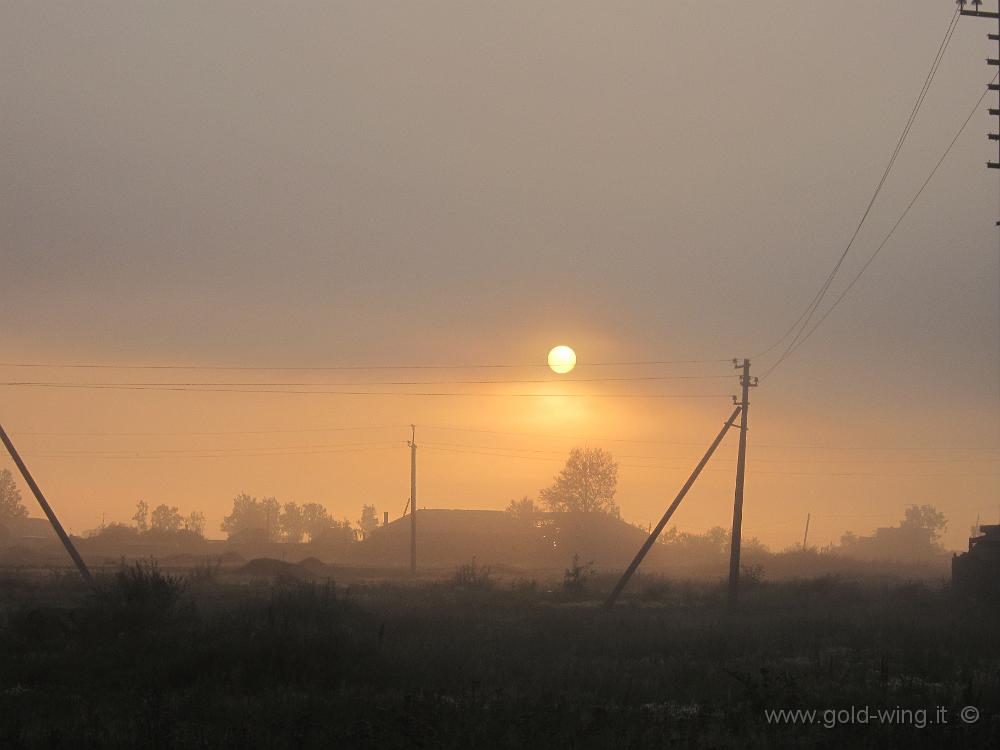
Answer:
(352, 508, 651, 570)
(840, 525, 937, 561)
(0, 516, 58, 548)
(952, 524, 1000, 598)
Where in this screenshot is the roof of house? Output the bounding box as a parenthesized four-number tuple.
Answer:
(0, 516, 58, 540)
(353, 508, 650, 569)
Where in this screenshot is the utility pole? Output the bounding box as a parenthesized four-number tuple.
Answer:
(957, 1, 1000, 513)
(0, 423, 94, 587)
(605, 406, 743, 608)
(959, 1, 1000, 182)
(802, 512, 811, 551)
(727, 358, 757, 609)
(408, 424, 417, 575)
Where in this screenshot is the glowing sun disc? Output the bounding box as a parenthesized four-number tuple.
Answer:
(547, 345, 577, 374)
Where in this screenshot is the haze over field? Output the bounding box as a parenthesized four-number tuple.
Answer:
(2, 1, 998, 550)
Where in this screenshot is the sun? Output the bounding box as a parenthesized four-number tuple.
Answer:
(547, 345, 577, 374)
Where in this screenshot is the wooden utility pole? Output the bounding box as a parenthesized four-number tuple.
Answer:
(727, 358, 757, 609)
(0, 423, 94, 587)
(958, 1, 1000, 175)
(408, 424, 417, 575)
(802, 512, 811, 551)
(957, 0, 1000, 519)
(604, 406, 743, 608)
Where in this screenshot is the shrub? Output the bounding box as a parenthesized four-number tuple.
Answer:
(741, 563, 765, 588)
(93, 559, 187, 632)
(452, 558, 495, 590)
(510, 576, 538, 593)
(562, 554, 594, 595)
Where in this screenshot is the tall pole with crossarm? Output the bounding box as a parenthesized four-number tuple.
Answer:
(957, 1, 1000, 509)
(958, 1, 1000, 186)
(408, 424, 417, 575)
(727, 359, 757, 609)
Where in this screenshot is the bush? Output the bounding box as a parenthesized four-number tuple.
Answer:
(642, 577, 672, 601)
(452, 558, 495, 590)
(510, 576, 538, 594)
(562, 554, 594, 595)
(741, 563, 765, 588)
(93, 559, 187, 632)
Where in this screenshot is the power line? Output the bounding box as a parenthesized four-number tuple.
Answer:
(0, 382, 731, 399)
(419, 444, 1000, 478)
(11, 420, 996, 452)
(0, 357, 731, 372)
(9, 425, 406, 437)
(0, 373, 732, 388)
(19, 444, 404, 460)
(420, 424, 1000, 451)
(420, 439, 999, 464)
(753, 7, 960, 364)
(27, 440, 404, 456)
(764, 73, 999, 377)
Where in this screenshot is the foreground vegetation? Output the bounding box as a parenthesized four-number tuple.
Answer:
(0, 564, 997, 748)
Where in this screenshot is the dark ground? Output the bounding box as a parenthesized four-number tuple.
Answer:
(0, 563, 997, 749)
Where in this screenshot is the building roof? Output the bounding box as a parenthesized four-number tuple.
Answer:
(0, 516, 57, 540)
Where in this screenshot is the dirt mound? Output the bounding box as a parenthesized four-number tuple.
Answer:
(218, 551, 246, 566)
(235, 558, 312, 580)
(296, 557, 331, 576)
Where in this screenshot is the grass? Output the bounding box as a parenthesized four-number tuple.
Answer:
(0, 565, 997, 748)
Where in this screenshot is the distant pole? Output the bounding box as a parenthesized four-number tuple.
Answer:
(409, 424, 417, 575)
(0, 423, 94, 587)
(727, 358, 757, 610)
(604, 406, 743, 608)
(802, 512, 811, 550)
(383, 510, 389, 526)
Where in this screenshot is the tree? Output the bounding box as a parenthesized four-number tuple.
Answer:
(0, 468, 28, 519)
(184, 511, 206, 536)
(132, 500, 149, 532)
(150, 504, 183, 532)
(539, 448, 619, 515)
(301, 502, 334, 541)
(311, 518, 356, 547)
(280, 502, 305, 543)
(221, 493, 280, 542)
(357, 504, 378, 539)
(505, 496, 538, 520)
(901, 504, 947, 544)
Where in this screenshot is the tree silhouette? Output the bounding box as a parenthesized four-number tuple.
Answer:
(132, 500, 149, 532)
(280, 502, 306, 543)
(150, 504, 183, 532)
(539, 448, 619, 515)
(901, 504, 947, 545)
(358, 504, 378, 539)
(505, 496, 537, 519)
(301, 502, 334, 541)
(222, 493, 281, 542)
(184, 511, 206, 536)
(0, 469, 28, 519)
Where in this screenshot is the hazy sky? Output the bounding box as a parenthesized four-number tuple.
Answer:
(2, 1, 999, 550)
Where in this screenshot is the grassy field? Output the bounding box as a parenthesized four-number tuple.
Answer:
(0, 563, 997, 748)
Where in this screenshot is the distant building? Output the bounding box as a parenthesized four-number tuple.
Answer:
(354, 508, 650, 570)
(0, 516, 57, 547)
(840, 525, 937, 561)
(952, 524, 1000, 598)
